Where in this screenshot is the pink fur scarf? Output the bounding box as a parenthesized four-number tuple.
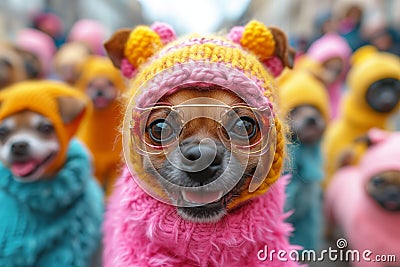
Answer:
(103, 167, 301, 267)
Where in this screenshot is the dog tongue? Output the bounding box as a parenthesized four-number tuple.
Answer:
(11, 160, 36, 177)
(94, 97, 109, 108)
(182, 190, 223, 204)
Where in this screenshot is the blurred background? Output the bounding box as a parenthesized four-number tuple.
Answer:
(0, 0, 399, 54)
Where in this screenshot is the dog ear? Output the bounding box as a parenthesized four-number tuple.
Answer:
(104, 22, 176, 78)
(104, 29, 131, 69)
(269, 27, 295, 69)
(57, 96, 87, 124)
(227, 20, 295, 77)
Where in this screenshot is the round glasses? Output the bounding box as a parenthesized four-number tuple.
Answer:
(129, 102, 276, 156)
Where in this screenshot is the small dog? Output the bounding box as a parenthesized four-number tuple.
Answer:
(325, 129, 400, 267)
(53, 42, 92, 85)
(76, 55, 126, 195)
(0, 81, 103, 267)
(102, 21, 301, 266)
(323, 46, 400, 187)
(366, 170, 400, 212)
(278, 70, 330, 250)
(0, 42, 28, 89)
(301, 33, 351, 119)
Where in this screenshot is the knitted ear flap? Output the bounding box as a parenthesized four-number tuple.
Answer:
(227, 20, 295, 77)
(104, 22, 176, 78)
(57, 95, 89, 138)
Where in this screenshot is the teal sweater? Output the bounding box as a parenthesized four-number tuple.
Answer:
(0, 139, 104, 267)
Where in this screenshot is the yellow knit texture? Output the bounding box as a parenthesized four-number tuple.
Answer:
(241, 20, 275, 60)
(124, 26, 163, 68)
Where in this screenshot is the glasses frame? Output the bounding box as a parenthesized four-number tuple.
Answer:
(129, 103, 275, 156)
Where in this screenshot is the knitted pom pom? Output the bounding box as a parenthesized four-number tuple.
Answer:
(241, 20, 275, 60)
(263, 56, 284, 77)
(226, 26, 244, 45)
(120, 58, 137, 79)
(123, 26, 163, 68)
(150, 22, 176, 45)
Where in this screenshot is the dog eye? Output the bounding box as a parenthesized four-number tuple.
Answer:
(371, 176, 386, 187)
(148, 119, 176, 144)
(0, 127, 10, 141)
(37, 123, 54, 135)
(228, 116, 257, 140)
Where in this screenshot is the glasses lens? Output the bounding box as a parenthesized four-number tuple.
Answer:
(219, 106, 274, 155)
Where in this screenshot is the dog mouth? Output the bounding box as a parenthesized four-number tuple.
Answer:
(92, 95, 113, 109)
(10, 152, 56, 179)
(379, 200, 400, 212)
(181, 189, 224, 205)
(177, 190, 236, 223)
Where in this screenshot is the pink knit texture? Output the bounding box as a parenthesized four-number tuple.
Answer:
(120, 58, 137, 79)
(263, 56, 284, 77)
(307, 33, 351, 119)
(227, 26, 244, 44)
(16, 28, 56, 77)
(135, 62, 272, 110)
(325, 129, 400, 266)
(104, 167, 302, 267)
(151, 22, 176, 45)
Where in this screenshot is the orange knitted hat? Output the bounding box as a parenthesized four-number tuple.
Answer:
(0, 80, 91, 173)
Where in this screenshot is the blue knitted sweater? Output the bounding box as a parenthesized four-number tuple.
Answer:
(284, 141, 324, 251)
(0, 139, 104, 267)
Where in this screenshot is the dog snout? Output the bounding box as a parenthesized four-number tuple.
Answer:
(181, 144, 222, 184)
(11, 141, 29, 157)
(386, 186, 400, 200)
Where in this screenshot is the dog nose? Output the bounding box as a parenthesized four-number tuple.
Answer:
(305, 116, 317, 126)
(11, 141, 29, 156)
(182, 144, 222, 183)
(96, 90, 104, 97)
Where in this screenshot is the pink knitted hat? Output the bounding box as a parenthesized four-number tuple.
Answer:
(16, 28, 56, 77)
(359, 129, 400, 183)
(68, 19, 106, 55)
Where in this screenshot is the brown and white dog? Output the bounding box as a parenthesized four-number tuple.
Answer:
(0, 81, 103, 267)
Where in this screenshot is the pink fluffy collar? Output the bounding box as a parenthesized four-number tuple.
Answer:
(104, 167, 300, 267)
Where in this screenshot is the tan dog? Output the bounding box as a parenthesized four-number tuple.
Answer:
(0, 42, 27, 89)
(101, 21, 304, 267)
(53, 42, 92, 85)
(76, 56, 126, 196)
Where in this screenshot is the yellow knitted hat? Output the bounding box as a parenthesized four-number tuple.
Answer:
(105, 21, 294, 207)
(0, 80, 91, 173)
(344, 46, 400, 126)
(278, 69, 330, 122)
(349, 46, 400, 101)
(75, 55, 126, 93)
